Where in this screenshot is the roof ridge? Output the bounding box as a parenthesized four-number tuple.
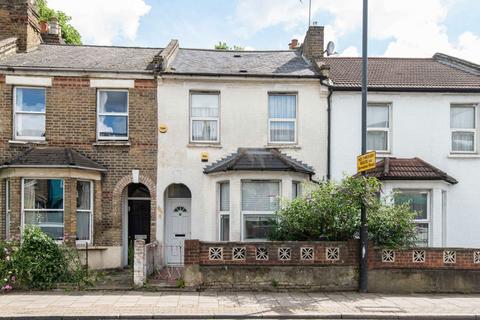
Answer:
(40, 43, 163, 50)
(179, 47, 295, 53)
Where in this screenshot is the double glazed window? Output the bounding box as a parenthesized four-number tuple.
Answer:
(268, 94, 297, 143)
(22, 179, 64, 240)
(394, 191, 430, 247)
(5, 180, 10, 240)
(292, 181, 302, 199)
(218, 182, 230, 241)
(190, 92, 219, 143)
(451, 105, 477, 153)
(14, 87, 46, 140)
(76, 181, 93, 243)
(241, 180, 280, 240)
(367, 103, 390, 152)
(97, 90, 129, 140)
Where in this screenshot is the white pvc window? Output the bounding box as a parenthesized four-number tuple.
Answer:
(241, 180, 280, 241)
(451, 104, 477, 153)
(218, 182, 230, 241)
(5, 180, 10, 240)
(190, 92, 219, 143)
(394, 191, 430, 247)
(76, 180, 93, 244)
(367, 103, 390, 152)
(14, 87, 46, 140)
(97, 90, 129, 140)
(292, 181, 302, 199)
(268, 94, 297, 143)
(22, 179, 64, 240)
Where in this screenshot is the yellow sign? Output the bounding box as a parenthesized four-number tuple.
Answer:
(357, 151, 377, 173)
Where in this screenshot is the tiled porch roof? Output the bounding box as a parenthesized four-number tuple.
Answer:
(363, 157, 457, 184)
(1, 147, 106, 171)
(203, 148, 315, 175)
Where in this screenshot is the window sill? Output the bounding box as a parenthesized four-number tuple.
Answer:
(93, 141, 131, 147)
(187, 143, 222, 149)
(448, 154, 480, 159)
(9, 140, 47, 145)
(265, 144, 301, 150)
(76, 245, 108, 250)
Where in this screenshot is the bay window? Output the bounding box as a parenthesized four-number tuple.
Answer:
(218, 182, 230, 241)
(97, 90, 129, 140)
(190, 92, 219, 143)
(394, 191, 430, 247)
(268, 94, 297, 143)
(14, 87, 46, 140)
(5, 180, 10, 240)
(367, 103, 390, 152)
(292, 181, 302, 199)
(451, 104, 476, 153)
(241, 180, 280, 240)
(76, 181, 93, 243)
(22, 179, 64, 240)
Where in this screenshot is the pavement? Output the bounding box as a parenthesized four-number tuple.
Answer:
(1, 291, 480, 319)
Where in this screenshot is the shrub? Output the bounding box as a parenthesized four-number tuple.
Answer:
(0, 240, 19, 292)
(269, 176, 417, 248)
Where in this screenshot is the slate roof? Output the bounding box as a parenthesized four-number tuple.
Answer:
(363, 157, 457, 184)
(1, 147, 106, 171)
(204, 148, 315, 175)
(167, 48, 317, 77)
(320, 53, 480, 91)
(0, 44, 161, 73)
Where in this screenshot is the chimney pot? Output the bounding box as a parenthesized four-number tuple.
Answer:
(48, 17, 60, 35)
(289, 39, 299, 50)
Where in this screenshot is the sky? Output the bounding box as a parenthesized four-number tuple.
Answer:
(47, 0, 480, 63)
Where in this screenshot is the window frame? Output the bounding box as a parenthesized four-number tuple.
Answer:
(292, 181, 302, 199)
(394, 189, 431, 247)
(240, 179, 280, 241)
(96, 89, 129, 141)
(189, 91, 220, 144)
(367, 102, 392, 153)
(76, 180, 94, 245)
(218, 181, 230, 241)
(21, 178, 65, 241)
(450, 104, 478, 154)
(268, 93, 298, 145)
(13, 86, 47, 141)
(5, 180, 10, 240)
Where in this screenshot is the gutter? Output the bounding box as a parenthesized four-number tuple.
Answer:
(0, 164, 107, 172)
(331, 86, 480, 93)
(0, 65, 154, 76)
(161, 71, 320, 79)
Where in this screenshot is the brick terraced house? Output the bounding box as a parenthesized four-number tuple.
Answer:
(0, 0, 160, 268)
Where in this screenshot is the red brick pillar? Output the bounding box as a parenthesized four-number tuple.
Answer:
(184, 239, 200, 265)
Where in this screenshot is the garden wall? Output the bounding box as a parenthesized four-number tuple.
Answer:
(184, 240, 480, 292)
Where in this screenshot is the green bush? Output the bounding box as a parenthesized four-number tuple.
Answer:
(269, 176, 417, 248)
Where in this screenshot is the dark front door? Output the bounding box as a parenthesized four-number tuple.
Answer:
(128, 200, 151, 243)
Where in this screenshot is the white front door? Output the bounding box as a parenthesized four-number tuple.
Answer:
(165, 198, 191, 265)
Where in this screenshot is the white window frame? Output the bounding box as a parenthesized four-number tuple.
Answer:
(395, 189, 431, 247)
(13, 86, 46, 141)
(189, 92, 220, 144)
(96, 89, 129, 141)
(450, 104, 477, 154)
(218, 181, 230, 241)
(367, 103, 391, 153)
(241, 180, 280, 241)
(292, 181, 302, 199)
(5, 180, 10, 240)
(21, 178, 65, 241)
(268, 93, 298, 144)
(76, 180, 94, 245)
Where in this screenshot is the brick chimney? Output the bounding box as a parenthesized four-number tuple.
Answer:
(302, 25, 324, 61)
(0, 0, 42, 52)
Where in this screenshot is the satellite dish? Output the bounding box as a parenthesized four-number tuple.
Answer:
(326, 41, 336, 56)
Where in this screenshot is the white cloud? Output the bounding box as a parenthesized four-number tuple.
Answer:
(341, 46, 359, 57)
(48, 0, 151, 45)
(233, 0, 480, 63)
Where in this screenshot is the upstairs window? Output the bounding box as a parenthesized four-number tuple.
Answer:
(367, 103, 390, 152)
(14, 87, 46, 140)
(97, 90, 128, 140)
(451, 104, 476, 153)
(190, 92, 219, 143)
(269, 94, 297, 143)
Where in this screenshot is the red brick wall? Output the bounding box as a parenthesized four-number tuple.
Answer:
(0, 75, 158, 246)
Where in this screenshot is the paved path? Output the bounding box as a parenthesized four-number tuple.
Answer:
(1, 291, 480, 319)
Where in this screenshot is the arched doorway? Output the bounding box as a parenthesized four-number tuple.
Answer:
(164, 183, 192, 265)
(124, 183, 151, 266)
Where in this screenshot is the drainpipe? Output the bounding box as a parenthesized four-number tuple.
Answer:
(327, 87, 333, 180)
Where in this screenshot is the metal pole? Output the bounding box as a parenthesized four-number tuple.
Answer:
(359, 0, 369, 293)
(308, 0, 312, 26)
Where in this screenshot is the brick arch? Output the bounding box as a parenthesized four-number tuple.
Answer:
(113, 174, 157, 246)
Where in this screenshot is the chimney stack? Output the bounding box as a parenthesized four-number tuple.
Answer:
(289, 39, 299, 50)
(0, 0, 42, 52)
(302, 25, 324, 61)
(40, 16, 64, 44)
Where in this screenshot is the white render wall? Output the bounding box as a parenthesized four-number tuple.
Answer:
(331, 91, 480, 247)
(156, 76, 328, 245)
